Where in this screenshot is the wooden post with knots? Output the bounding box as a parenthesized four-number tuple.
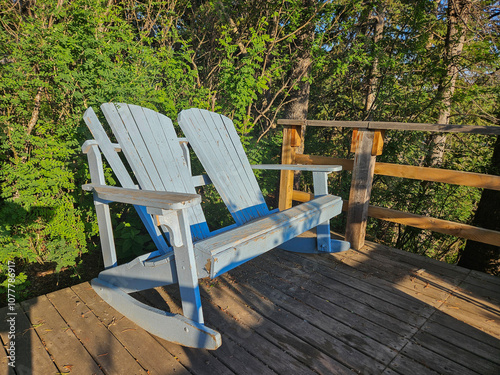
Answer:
(345, 128, 384, 249)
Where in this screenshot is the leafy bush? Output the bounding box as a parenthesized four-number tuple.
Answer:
(0, 0, 209, 295)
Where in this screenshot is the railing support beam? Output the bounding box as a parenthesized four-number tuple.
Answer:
(345, 129, 377, 250)
(279, 125, 302, 211)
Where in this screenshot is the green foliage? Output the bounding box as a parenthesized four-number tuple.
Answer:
(0, 0, 498, 299)
(0, 0, 208, 295)
(0, 271, 29, 300)
(112, 208, 157, 260)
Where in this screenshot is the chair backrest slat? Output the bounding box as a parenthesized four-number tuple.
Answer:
(98, 103, 210, 240)
(178, 108, 269, 225)
(84, 107, 170, 251)
(83, 107, 136, 188)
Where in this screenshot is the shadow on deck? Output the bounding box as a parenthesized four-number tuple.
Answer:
(1, 240, 499, 374)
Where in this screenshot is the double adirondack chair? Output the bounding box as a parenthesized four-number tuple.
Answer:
(82, 103, 349, 350)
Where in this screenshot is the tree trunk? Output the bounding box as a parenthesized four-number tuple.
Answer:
(428, 0, 471, 167)
(364, 9, 385, 120)
(285, 45, 313, 190)
(282, 0, 315, 189)
(458, 135, 500, 275)
(283, 36, 314, 156)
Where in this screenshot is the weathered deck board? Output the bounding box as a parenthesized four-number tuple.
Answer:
(21, 295, 104, 374)
(427, 310, 500, 350)
(137, 287, 275, 375)
(398, 340, 478, 375)
(70, 283, 191, 375)
(384, 354, 442, 375)
(276, 251, 434, 327)
(261, 250, 427, 332)
(0, 305, 57, 375)
(2, 240, 499, 375)
(46, 287, 149, 375)
(421, 316, 500, 365)
(201, 276, 359, 375)
(349, 243, 500, 339)
(201, 298, 317, 375)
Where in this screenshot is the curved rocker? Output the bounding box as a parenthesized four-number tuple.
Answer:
(92, 278, 221, 349)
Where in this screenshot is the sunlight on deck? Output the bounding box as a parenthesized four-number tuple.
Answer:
(1, 240, 499, 374)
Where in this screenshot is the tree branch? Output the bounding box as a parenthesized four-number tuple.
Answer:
(26, 87, 44, 136)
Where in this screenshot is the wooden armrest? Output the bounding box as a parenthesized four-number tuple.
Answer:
(82, 139, 121, 154)
(82, 184, 201, 210)
(251, 164, 342, 173)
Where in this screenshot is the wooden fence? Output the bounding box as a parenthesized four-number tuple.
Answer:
(277, 119, 500, 250)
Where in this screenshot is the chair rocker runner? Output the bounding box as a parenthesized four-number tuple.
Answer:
(82, 103, 349, 350)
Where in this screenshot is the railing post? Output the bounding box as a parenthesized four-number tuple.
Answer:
(345, 129, 380, 249)
(279, 125, 302, 211)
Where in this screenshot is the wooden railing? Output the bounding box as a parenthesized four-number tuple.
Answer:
(278, 119, 500, 250)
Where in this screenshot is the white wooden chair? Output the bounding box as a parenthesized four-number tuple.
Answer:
(82, 103, 349, 349)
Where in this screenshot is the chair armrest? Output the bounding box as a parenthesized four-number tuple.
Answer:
(82, 184, 201, 210)
(251, 164, 342, 173)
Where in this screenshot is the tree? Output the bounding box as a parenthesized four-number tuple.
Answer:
(428, 0, 473, 167)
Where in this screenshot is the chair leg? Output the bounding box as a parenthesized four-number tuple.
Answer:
(94, 200, 118, 268)
(313, 171, 332, 252)
(156, 209, 204, 324)
(277, 174, 351, 254)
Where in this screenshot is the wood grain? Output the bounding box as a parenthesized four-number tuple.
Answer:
(278, 125, 297, 210)
(294, 154, 500, 190)
(21, 296, 104, 374)
(367, 205, 500, 246)
(8, 241, 500, 375)
(278, 119, 500, 135)
(345, 129, 377, 249)
(84, 184, 201, 210)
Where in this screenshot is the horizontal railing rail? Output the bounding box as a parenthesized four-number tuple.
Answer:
(294, 154, 500, 191)
(278, 119, 500, 135)
(278, 119, 500, 250)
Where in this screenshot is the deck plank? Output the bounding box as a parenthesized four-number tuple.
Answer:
(5, 240, 500, 375)
(385, 354, 441, 375)
(46, 287, 148, 375)
(200, 276, 359, 374)
(276, 251, 433, 325)
(137, 288, 275, 375)
(428, 310, 500, 349)
(71, 283, 192, 375)
(422, 316, 500, 365)
(262, 251, 424, 334)
(468, 269, 500, 287)
(0, 346, 15, 375)
(360, 241, 470, 280)
(288, 250, 436, 315)
(21, 295, 104, 374)
(220, 276, 393, 370)
(456, 280, 500, 303)
(0, 305, 58, 375)
(399, 341, 481, 375)
(151, 339, 237, 375)
(411, 329, 499, 374)
(229, 259, 407, 349)
(200, 296, 319, 375)
(208, 274, 386, 374)
(438, 293, 500, 338)
(208, 336, 275, 375)
(0, 308, 16, 375)
(333, 249, 462, 307)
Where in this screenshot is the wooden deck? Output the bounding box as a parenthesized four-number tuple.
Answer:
(1, 241, 499, 374)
